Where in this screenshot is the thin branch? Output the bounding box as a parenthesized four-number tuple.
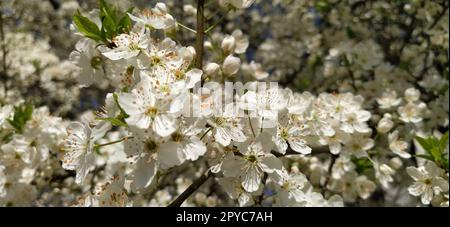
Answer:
(167, 170, 213, 207)
(322, 154, 337, 194)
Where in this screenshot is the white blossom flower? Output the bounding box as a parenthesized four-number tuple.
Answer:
(69, 38, 104, 87)
(398, 102, 427, 124)
(62, 122, 107, 184)
(340, 110, 371, 134)
(222, 134, 282, 192)
(118, 76, 182, 137)
(271, 168, 308, 206)
(102, 29, 149, 61)
(128, 3, 175, 30)
(273, 113, 311, 155)
(407, 162, 449, 205)
(377, 90, 402, 109)
(388, 130, 411, 159)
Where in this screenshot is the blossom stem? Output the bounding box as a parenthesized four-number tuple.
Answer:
(205, 8, 232, 34)
(248, 116, 257, 138)
(167, 170, 213, 207)
(322, 154, 337, 194)
(94, 137, 133, 149)
(200, 127, 212, 140)
(176, 22, 197, 34)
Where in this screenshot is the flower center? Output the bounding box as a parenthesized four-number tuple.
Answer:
(213, 117, 225, 126)
(175, 70, 185, 80)
(146, 107, 158, 118)
(171, 132, 184, 142)
(246, 155, 258, 163)
(151, 56, 162, 66)
(145, 139, 158, 153)
(90, 56, 102, 69)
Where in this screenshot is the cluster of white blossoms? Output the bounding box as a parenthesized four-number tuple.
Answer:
(0, 104, 68, 206)
(0, 0, 448, 207)
(57, 1, 406, 207)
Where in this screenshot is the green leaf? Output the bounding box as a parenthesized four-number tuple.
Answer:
(315, 0, 331, 12)
(113, 93, 129, 120)
(352, 157, 373, 174)
(98, 117, 127, 127)
(415, 154, 434, 162)
(415, 136, 433, 156)
(416, 132, 449, 170)
(7, 102, 34, 134)
(117, 9, 133, 34)
(73, 11, 105, 42)
(439, 131, 449, 150)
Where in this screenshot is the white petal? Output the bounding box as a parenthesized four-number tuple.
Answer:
(289, 138, 312, 155)
(242, 166, 262, 192)
(185, 69, 203, 88)
(131, 158, 157, 191)
(182, 137, 207, 161)
(158, 142, 183, 169)
(222, 156, 245, 177)
(259, 155, 283, 173)
(407, 167, 425, 181)
(152, 114, 176, 137)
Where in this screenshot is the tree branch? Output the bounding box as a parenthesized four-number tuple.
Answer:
(0, 2, 9, 97)
(195, 0, 205, 70)
(167, 170, 213, 207)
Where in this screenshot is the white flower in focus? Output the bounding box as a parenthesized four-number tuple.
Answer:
(69, 39, 104, 87)
(407, 162, 449, 205)
(62, 122, 107, 184)
(273, 113, 311, 155)
(118, 76, 179, 137)
(218, 177, 260, 207)
(164, 119, 207, 162)
(124, 129, 184, 191)
(102, 30, 148, 60)
(222, 134, 283, 192)
(128, 3, 175, 30)
(271, 168, 308, 206)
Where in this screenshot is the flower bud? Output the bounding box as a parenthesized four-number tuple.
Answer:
(155, 3, 168, 14)
(221, 35, 236, 54)
(389, 157, 403, 170)
(377, 113, 394, 134)
(222, 55, 241, 76)
(203, 63, 220, 76)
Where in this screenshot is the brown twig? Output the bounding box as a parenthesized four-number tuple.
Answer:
(195, 0, 205, 70)
(167, 170, 213, 207)
(0, 2, 9, 96)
